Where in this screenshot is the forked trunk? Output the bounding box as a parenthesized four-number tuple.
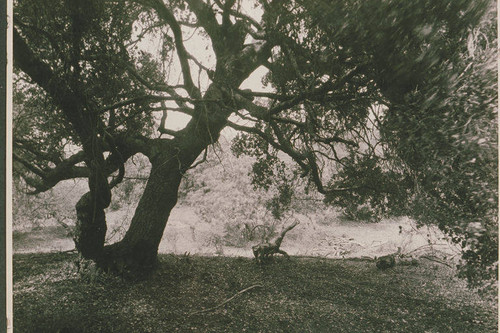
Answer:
(98, 153, 184, 276)
(92, 85, 235, 276)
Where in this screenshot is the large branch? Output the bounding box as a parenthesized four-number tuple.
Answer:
(13, 28, 54, 94)
(14, 138, 62, 164)
(148, 0, 202, 99)
(99, 95, 189, 114)
(230, 80, 336, 121)
(16, 132, 153, 194)
(14, 151, 89, 194)
(13, 27, 98, 142)
(185, 0, 223, 53)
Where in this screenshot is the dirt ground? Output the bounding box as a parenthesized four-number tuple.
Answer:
(14, 206, 458, 261)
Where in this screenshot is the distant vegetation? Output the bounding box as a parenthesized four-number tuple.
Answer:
(13, 139, 332, 247)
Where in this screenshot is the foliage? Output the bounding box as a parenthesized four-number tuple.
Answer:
(325, 152, 410, 222)
(377, 4, 498, 287)
(13, 0, 497, 284)
(233, 0, 497, 286)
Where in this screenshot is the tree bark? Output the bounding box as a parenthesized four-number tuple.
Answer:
(99, 151, 183, 275)
(98, 85, 231, 275)
(74, 192, 107, 260)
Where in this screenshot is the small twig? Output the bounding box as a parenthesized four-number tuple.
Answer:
(189, 284, 263, 316)
(404, 243, 451, 256)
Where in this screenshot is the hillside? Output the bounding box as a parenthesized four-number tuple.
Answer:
(14, 139, 456, 262)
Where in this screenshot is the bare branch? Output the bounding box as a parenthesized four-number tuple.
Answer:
(186, 50, 213, 75)
(316, 135, 358, 148)
(158, 127, 180, 137)
(213, 0, 264, 32)
(158, 106, 168, 136)
(14, 139, 62, 164)
(98, 95, 167, 113)
(187, 147, 208, 170)
(149, 105, 195, 115)
(148, 0, 201, 98)
(13, 152, 47, 178)
(236, 89, 292, 101)
(123, 62, 173, 92)
(14, 150, 90, 194)
(98, 94, 217, 114)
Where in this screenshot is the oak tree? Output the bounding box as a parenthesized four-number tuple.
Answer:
(13, 0, 496, 284)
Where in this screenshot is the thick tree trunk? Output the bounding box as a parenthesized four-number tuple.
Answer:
(97, 87, 230, 276)
(98, 149, 186, 275)
(74, 192, 107, 260)
(73, 154, 113, 260)
(94, 83, 248, 276)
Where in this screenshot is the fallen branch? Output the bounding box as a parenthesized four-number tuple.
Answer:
(252, 220, 300, 263)
(420, 255, 453, 268)
(189, 284, 263, 316)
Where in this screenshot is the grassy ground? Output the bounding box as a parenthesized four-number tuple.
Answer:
(14, 253, 496, 333)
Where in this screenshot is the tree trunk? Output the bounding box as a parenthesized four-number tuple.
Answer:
(95, 85, 240, 276)
(74, 192, 107, 260)
(73, 151, 113, 260)
(98, 149, 186, 276)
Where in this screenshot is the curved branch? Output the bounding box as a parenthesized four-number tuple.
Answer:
(227, 120, 308, 172)
(14, 150, 89, 194)
(14, 27, 99, 142)
(123, 62, 173, 92)
(15, 131, 155, 195)
(213, 0, 265, 37)
(315, 135, 358, 148)
(14, 138, 62, 164)
(236, 89, 293, 101)
(98, 95, 214, 115)
(149, 0, 201, 99)
(13, 153, 47, 178)
(13, 28, 53, 88)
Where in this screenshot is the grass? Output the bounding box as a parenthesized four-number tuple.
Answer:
(14, 253, 497, 333)
(13, 226, 73, 253)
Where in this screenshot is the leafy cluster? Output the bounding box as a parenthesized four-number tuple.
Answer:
(325, 153, 410, 222)
(233, 0, 497, 286)
(378, 4, 498, 287)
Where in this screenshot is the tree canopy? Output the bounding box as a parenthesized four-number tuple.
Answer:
(13, 0, 497, 285)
